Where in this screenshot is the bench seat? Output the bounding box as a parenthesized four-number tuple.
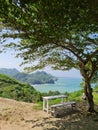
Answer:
(50, 101, 76, 117)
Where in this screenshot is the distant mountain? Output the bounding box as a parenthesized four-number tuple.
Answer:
(28, 71, 57, 84)
(0, 68, 57, 84)
(0, 68, 19, 76)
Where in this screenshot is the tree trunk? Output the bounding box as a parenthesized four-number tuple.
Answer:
(84, 80, 95, 112)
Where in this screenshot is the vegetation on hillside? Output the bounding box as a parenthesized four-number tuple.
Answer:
(14, 71, 57, 84)
(0, 74, 42, 102)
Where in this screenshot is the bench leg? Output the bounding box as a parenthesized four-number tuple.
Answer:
(51, 107, 57, 117)
(71, 103, 76, 110)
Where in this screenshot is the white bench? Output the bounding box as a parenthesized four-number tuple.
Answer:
(43, 95, 68, 113)
(51, 101, 76, 117)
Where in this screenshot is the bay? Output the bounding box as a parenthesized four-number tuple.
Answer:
(33, 77, 82, 93)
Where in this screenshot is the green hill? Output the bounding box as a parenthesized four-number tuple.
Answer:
(14, 71, 57, 84)
(0, 68, 57, 84)
(0, 74, 42, 102)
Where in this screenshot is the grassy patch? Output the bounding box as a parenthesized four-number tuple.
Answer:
(93, 92, 98, 105)
(33, 102, 43, 110)
(34, 90, 98, 111)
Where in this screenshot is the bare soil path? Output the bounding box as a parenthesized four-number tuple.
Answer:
(0, 97, 98, 130)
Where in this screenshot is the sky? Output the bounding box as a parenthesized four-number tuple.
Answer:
(0, 49, 82, 78)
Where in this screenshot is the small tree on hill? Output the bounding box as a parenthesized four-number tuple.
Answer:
(0, 0, 98, 112)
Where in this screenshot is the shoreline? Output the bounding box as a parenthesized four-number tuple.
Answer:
(31, 77, 82, 93)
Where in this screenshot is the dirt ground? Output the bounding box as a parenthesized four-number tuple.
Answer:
(0, 97, 98, 130)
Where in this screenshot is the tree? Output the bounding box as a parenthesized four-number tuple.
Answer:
(0, 0, 98, 112)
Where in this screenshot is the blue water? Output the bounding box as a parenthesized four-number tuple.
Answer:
(33, 77, 82, 93)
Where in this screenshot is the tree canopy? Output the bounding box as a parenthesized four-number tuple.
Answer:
(0, 0, 98, 112)
(0, 0, 98, 71)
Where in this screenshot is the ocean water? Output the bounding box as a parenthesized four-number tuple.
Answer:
(33, 77, 82, 93)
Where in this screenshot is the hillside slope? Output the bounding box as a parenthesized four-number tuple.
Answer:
(0, 74, 42, 102)
(0, 97, 48, 130)
(14, 71, 57, 84)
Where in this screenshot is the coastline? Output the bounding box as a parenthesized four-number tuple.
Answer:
(31, 77, 82, 93)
